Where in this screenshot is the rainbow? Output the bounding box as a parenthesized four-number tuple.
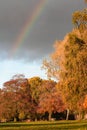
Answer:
(9, 0, 47, 58)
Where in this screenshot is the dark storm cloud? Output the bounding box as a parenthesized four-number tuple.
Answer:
(0, 0, 86, 61)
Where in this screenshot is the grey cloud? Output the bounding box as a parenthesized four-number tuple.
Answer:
(0, 0, 86, 61)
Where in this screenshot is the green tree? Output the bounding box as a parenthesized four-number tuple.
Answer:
(28, 77, 42, 103)
(28, 76, 42, 120)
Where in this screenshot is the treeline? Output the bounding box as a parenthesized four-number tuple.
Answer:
(0, 75, 65, 122)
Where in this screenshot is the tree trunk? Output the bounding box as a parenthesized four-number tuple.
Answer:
(66, 109, 69, 120)
(48, 112, 52, 121)
(78, 111, 82, 120)
(14, 117, 17, 122)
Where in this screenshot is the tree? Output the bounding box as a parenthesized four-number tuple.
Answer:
(2, 74, 32, 121)
(83, 95, 87, 109)
(28, 76, 42, 120)
(28, 77, 42, 103)
(37, 80, 65, 120)
(42, 9, 87, 119)
(72, 9, 87, 32)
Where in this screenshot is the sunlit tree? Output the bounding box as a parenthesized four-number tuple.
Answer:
(42, 8, 87, 119)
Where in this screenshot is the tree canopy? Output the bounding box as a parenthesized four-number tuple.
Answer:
(42, 8, 87, 119)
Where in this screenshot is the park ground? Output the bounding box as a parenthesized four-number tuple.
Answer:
(0, 120, 87, 130)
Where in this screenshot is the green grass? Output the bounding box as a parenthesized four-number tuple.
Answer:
(0, 120, 87, 130)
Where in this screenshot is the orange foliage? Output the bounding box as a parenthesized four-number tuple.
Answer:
(83, 95, 87, 109)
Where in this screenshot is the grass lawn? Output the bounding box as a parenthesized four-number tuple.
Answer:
(0, 120, 87, 130)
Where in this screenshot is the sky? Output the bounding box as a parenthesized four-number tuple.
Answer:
(0, 0, 86, 88)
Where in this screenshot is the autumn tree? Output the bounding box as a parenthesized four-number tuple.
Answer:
(83, 95, 87, 113)
(0, 91, 18, 121)
(0, 89, 7, 121)
(37, 80, 65, 120)
(2, 74, 32, 121)
(72, 9, 87, 31)
(28, 76, 42, 120)
(42, 8, 87, 119)
(28, 77, 42, 102)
